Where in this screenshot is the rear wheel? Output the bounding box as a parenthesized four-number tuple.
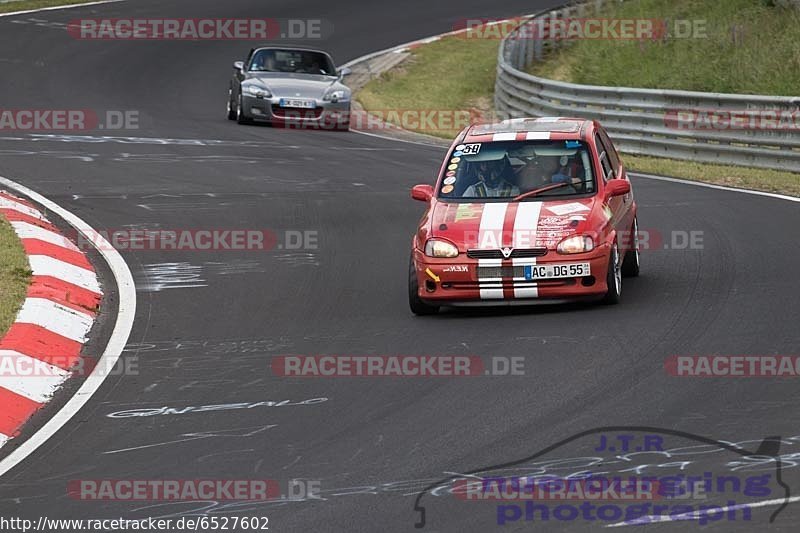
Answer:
(601, 242, 622, 305)
(622, 217, 640, 277)
(408, 255, 439, 315)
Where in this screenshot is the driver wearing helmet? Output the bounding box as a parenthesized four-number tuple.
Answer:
(463, 156, 520, 198)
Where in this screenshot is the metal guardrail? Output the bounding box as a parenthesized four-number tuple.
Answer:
(494, 0, 800, 172)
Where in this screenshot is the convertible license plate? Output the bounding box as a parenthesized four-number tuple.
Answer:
(524, 263, 590, 280)
(279, 98, 315, 109)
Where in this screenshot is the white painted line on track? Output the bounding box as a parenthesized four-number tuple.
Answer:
(0, 195, 48, 219)
(0, 175, 136, 479)
(607, 495, 800, 527)
(10, 221, 78, 250)
(28, 254, 101, 293)
(0, 0, 127, 18)
(629, 172, 800, 203)
(15, 298, 94, 343)
(0, 350, 69, 403)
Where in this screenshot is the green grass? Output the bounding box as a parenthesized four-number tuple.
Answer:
(529, 0, 800, 96)
(0, 215, 31, 338)
(624, 154, 800, 195)
(358, 36, 500, 139)
(357, 17, 800, 196)
(0, 0, 99, 14)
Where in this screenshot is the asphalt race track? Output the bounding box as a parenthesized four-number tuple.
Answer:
(0, 0, 798, 531)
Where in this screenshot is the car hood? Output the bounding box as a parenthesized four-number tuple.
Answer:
(425, 197, 603, 250)
(245, 73, 341, 98)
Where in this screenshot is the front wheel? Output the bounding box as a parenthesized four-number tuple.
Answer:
(601, 242, 622, 305)
(236, 94, 250, 125)
(622, 217, 640, 278)
(408, 255, 439, 315)
(227, 88, 237, 120)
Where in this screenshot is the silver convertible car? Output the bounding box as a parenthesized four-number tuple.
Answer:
(227, 47, 352, 130)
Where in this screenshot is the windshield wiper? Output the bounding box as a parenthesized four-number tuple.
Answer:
(511, 182, 569, 202)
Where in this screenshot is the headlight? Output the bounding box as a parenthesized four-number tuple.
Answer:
(242, 84, 270, 98)
(557, 235, 594, 254)
(323, 89, 349, 102)
(425, 239, 459, 258)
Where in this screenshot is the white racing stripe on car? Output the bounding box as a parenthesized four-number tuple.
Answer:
(492, 132, 517, 142)
(512, 202, 543, 298)
(478, 203, 508, 299)
(526, 132, 551, 140)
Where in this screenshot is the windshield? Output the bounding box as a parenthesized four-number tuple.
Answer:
(438, 140, 596, 200)
(248, 49, 336, 75)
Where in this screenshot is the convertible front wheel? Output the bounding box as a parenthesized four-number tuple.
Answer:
(236, 94, 250, 125)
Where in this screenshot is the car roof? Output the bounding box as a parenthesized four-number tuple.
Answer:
(462, 117, 593, 141)
(251, 46, 333, 56)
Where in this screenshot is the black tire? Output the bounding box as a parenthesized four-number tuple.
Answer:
(236, 94, 250, 125)
(621, 217, 640, 278)
(408, 255, 439, 315)
(601, 242, 622, 305)
(335, 121, 350, 132)
(227, 88, 237, 120)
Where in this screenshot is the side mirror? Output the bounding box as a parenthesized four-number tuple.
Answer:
(338, 66, 352, 79)
(604, 179, 630, 199)
(233, 61, 244, 71)
(411, 184, 434, 202)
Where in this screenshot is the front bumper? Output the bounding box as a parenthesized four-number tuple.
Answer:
(241, 94, 350, 129)
(412, 245, 612, 305)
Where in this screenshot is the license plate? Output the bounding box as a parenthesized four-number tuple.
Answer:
(279, 98, 315, 109)
(524, 263, 590, 280)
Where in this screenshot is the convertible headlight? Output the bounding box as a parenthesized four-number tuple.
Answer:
(323, 89, 349, 102)
(425, 239, 459, 258)
(557, 235, 594, 254)
(242, 84, 270, 98)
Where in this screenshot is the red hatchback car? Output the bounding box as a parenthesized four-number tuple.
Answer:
(409, 117, 639, 315)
